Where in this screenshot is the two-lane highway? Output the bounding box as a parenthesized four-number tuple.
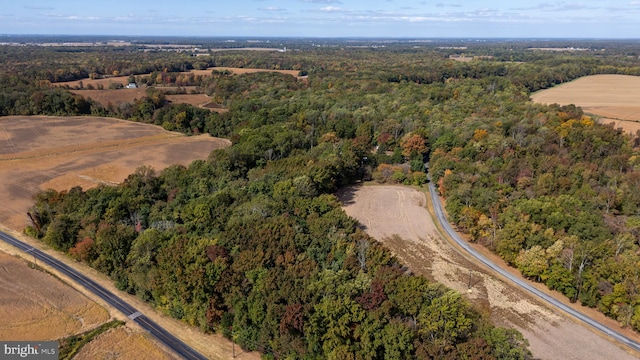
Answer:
(427, 179, 640, 353)
(0, 230, 208, 360)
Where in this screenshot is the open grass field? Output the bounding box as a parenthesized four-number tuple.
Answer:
(0, 251, 109, 340)
(0, 115, 230, 231)
(339, 185, 640, 360)
(531, 74, 640, 133)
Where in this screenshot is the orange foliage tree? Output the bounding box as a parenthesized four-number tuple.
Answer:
(400, 133, 428, 158)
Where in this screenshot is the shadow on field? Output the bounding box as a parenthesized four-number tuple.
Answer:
(335, 184, 360, 206)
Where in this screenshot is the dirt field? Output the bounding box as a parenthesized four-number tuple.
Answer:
(74, 327, 178, 360)
(339, 184, 640, 360)
(69, 89, 229, 113)
(0, 251, 109, 340)
(531, 74, 640, 133)
(56, 67, 302, 89)
(599, 118, 640, 134)
(210, 67, 301, 77)
(0, 115, 230, 231)
(71, 88, 148, 106)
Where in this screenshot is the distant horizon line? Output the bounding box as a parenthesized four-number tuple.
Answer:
(1, 34, 640, 41)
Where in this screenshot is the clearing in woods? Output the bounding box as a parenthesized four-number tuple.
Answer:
(56, 67, 302, 89)
(530, 74, 640, 133)
(60, 67, 302, 110)
(339, 184, 640, 360)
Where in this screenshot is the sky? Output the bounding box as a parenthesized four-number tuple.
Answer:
(1, 1, 639, 38)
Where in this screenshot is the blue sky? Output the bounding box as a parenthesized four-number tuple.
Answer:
(1, 1, 639, 38)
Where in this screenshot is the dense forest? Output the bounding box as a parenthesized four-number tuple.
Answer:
(3, 38, 640, 358)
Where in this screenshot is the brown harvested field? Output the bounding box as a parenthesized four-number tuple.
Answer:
(0, 251, 109, 340)
(57, 67, 302, 89)
(74, 327, 178, 360)
(339, 184, 640, 360)
(57, 76, 131, 89)
(70, 89, 227, 112)
(71, 88, 148, 105)
(0, 115, 230, 231)
(531, 74, 640, 133)
(210, 67, 301, 77)
(165, 94, 228, 113)
(599, 118, 640, 135)
(165, 93, 212, 106)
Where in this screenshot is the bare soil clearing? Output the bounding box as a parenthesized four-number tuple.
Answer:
(339, 184, 640, 360)
(531, 74, 640, 133)
(0, 115, 230, 231)
(0, 251, 109, 340)
(165, 93, 228, 113)
(71, 88, 148, 106)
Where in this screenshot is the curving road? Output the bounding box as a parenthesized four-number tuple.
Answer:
(427, 179, 640, 353)
(0, 230, 207, 360)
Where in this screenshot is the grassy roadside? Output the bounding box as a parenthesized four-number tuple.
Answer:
(58, 320, 125, 360)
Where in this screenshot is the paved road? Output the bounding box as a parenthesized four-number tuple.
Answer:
(427, 179, 640, 353)
(0, 230, 208, 360)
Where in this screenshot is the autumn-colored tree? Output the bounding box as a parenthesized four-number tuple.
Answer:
(69, 236, 96, 262)
(400, 133, 428, 158)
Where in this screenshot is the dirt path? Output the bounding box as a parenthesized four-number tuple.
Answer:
(339, 184, 640, 360)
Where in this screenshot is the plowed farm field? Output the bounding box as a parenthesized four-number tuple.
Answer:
(0, 115, 230, 231)
(531, 74, 640, 133)
(0, 251, 109, 340)
(73, 327, 178, 360)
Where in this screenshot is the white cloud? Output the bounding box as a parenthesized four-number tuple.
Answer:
(259, 7, 286, 12)
(319, 6, 342, 12)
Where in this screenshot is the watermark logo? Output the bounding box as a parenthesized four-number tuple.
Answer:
(0, 342, 58, 359)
